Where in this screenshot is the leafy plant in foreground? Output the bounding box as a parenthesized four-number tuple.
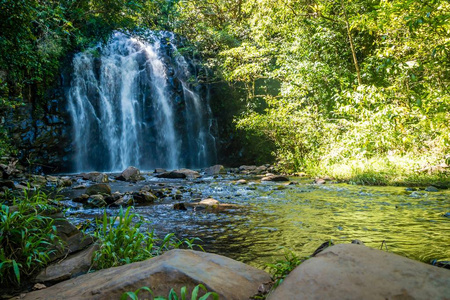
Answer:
(0, 189, 61, 287)
(121, 284, 219, 300)
(92, 207, 203, 270)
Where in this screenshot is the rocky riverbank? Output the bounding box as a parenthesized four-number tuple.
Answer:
(2, 162, 450, 299)
(11, 244, 450, 300)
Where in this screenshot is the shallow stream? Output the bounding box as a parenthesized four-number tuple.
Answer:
(63, 174, 450, 270)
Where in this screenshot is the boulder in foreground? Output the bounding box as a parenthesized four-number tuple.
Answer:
(268, 244, 450, 300)
(23, 249, 270, 300)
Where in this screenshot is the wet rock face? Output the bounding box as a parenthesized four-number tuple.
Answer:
(3, 90, 72, 173)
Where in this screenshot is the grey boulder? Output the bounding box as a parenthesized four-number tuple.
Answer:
(268, 244, 450, 300)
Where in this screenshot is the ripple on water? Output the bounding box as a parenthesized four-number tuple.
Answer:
(65, 177, 450, 269)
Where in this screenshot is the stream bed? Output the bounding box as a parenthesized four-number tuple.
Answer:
(62, 173, 450, 270)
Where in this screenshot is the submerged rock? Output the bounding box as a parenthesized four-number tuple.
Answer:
(261, 175, 289, 182)
(23, 249, 271, 300)
(184, 198, 239, 212)
(268, 244, 450, 300)
(199, 198, 220, 206)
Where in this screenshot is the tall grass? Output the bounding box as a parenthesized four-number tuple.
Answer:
(308, 154, 450, 186)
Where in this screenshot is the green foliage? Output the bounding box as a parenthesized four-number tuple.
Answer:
(0, 189, 61, 287)
(121, 284, 219, 300)
(92, 207, 202, 270)
(171, 0, 450, 176)
(267, 250, 305, 288)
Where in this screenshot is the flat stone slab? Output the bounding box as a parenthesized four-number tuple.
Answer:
(23, 249, 270, 300)
(35, 243, 99, 283)
(268, 244, 450, 300)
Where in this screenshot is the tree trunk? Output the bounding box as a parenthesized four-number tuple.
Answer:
(340, 0, 362, 86)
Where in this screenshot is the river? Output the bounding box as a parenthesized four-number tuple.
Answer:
(63, 173, 450, 270)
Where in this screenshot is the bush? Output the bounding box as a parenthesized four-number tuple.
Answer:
(0, 189, 61, 287)
(92, 207, 203, 270)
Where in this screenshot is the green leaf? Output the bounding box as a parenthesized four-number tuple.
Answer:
(120, 291, 138, 300)
(12, 260, 20, 284)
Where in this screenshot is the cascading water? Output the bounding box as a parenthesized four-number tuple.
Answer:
(67, 31, 216, 172)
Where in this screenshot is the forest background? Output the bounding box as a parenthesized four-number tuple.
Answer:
(1, 0, 449, 185)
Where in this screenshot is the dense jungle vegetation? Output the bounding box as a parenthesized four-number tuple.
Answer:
(1, 0, 449, 184)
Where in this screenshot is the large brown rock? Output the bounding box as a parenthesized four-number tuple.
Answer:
(22, 249, 270, 300)
(267, 244, 450, 300)
(116, 166, 141, 182)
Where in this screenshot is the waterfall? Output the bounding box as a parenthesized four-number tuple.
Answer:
(67, 31, 216, 172)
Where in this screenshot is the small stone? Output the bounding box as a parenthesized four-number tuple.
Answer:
(313, 178, 326, 185)
(33, 283, 47, 290)
(236, 179, 247, 185)
(261, 175, 289, 182)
